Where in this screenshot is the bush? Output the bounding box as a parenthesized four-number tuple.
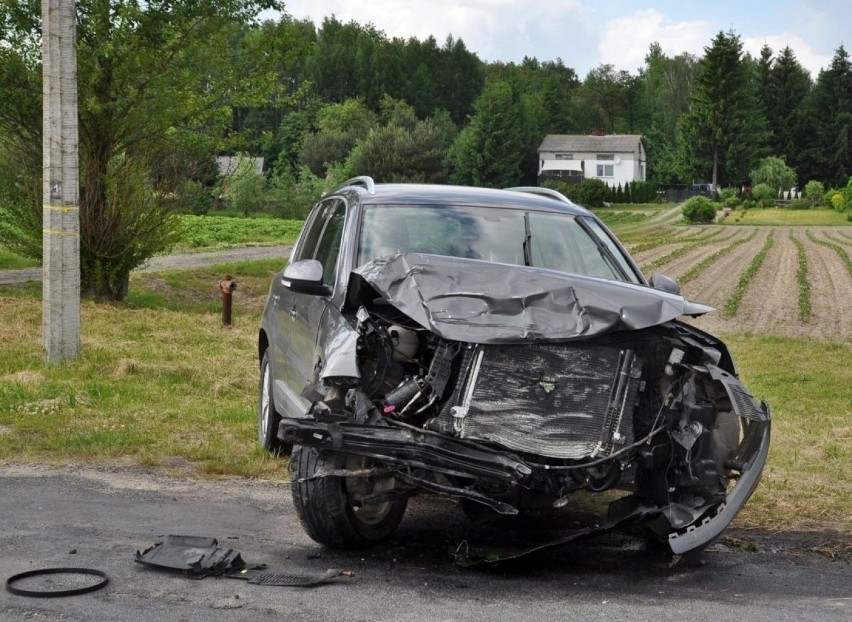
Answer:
(182, 180, 215, 215)
(750, 155, 796, 194)
(830, 192, 846, 212)
(682, 195, 717, 223)
(804, 180, 825, 207)
(751, 183, 776, 207)
(720, 187, 738, 201)
(741, 199, 757, 210)
(843, 178, 852, 212)
(789, 198, 811, 210)
(546, 179, 609, 207)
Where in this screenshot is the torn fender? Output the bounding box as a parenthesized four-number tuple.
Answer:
(346, 253, 713, 344)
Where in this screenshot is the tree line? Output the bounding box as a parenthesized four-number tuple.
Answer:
(1, 1, 850, 299)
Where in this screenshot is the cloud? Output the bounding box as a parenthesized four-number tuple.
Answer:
(597, 9, 713, 73)
(280, 0, 597, 67)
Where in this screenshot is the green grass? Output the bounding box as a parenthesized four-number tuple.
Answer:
(723, 231, 775, 318)
(722, 334, 851, 531)
(0, 258, 285, 478)
(724, 208, 851, 226)
(175, 214, 303, 250)
(0, 247, 39, 270)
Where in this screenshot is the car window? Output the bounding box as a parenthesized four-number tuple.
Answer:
(312, 200, 347, 286)
(293, 202, 330, 262)
(358, 205, 640, 283)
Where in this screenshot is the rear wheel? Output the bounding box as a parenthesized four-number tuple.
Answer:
(290, 445, 407, 548)
(258, 350, 288, 454)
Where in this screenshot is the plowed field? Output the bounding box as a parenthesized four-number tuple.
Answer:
(622, 223, 852, 343)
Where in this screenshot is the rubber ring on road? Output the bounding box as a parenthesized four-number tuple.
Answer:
(5, 567, 108, 597)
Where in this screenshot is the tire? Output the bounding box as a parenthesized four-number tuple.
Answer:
(290, 445, 407, 548)
(258, 350, 288, 454)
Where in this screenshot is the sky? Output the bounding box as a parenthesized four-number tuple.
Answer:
(272, 0, 849, 78)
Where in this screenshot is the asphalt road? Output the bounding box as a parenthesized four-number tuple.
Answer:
(1, 465, 849, 621)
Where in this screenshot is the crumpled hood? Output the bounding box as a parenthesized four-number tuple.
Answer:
(346, 253, 713, 344)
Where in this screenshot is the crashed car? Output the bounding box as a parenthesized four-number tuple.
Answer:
(257, 177, 770, 558)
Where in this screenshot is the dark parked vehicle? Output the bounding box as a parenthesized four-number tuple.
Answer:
(257, 177, 769, 560)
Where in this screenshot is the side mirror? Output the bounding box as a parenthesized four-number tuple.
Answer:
(648, 274, 681, 295)
(282, 259, 331, 296)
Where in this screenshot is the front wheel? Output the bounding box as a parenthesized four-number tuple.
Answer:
(258, 350, 288, 454)
(290, 445, 407, 548)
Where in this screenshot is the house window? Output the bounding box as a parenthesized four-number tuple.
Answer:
(596, 164, 614, 177)
(596, 154, 615, 160)
(555, 153, 573, 160)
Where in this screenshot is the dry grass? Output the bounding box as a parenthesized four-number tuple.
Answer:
(0, 259, 287, 480)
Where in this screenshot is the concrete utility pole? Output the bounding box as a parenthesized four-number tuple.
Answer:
(42, 0, 80, 362)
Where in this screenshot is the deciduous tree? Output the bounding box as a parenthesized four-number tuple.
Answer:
(0, 0, 288, 300)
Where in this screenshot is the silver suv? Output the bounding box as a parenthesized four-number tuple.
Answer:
(257, 178, 769, 564)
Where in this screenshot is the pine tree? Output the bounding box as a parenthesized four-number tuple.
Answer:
(679, 31, 770, 186)
(798, 46, 852, 187)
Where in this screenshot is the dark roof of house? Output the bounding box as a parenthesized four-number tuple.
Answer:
(539, 134, 643, 155)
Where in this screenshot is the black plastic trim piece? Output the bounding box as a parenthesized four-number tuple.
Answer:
(6, 567, 108, 598)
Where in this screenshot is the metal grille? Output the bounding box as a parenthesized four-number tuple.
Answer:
(460, 343, 640, 459)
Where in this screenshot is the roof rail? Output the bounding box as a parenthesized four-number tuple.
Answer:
(503, 186, 576, 206)
(335, 176, 376, 195)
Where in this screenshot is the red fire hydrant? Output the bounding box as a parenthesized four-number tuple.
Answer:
(219, 275, 237, 326)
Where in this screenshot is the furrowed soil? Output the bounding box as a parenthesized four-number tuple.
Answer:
(801, 229, 852, 340)
(677, 225, 852, 342)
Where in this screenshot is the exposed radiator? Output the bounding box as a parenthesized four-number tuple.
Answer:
(457, 343, 642, 460)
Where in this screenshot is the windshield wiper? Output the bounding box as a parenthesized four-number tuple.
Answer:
(576, 217, 630, 281)
(522, 211, 532, 266)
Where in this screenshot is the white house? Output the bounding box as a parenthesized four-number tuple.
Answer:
(538, 134, 646, 187)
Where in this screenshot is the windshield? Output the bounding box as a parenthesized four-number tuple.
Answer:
(358, 205, 641, 284)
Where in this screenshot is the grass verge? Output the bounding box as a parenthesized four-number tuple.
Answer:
(0, 258, 286, 479)
(722, 231, 775, 318)
(722, 333, 851, 532)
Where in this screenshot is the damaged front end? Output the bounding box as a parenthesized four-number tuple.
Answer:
(280, 254, 770, 558)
